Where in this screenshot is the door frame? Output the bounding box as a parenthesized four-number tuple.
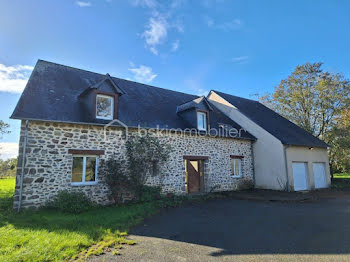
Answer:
(292, 161, 309, 191)
(184, 155, 208, 194)
(312, 162, 327, 189)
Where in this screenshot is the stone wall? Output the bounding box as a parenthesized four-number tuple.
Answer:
(13, 120, 254, 209)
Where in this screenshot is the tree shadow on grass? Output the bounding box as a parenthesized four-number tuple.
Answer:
(0, 199, 159, 240)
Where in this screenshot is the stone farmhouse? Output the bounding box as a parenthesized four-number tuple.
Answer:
(11, 60, 330, 209)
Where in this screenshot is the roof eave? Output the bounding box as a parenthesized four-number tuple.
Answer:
(10, 117, 256, 141)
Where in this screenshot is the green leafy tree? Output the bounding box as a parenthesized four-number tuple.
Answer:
(261, 62, 350, 175)
(327, 107, 350, 173)
(126, 134, 172, 196)
(100, 134, 172, 203)
(0, 120, 10, 160)
(0, 158, 17, 178)
(0, 120, 10, 138)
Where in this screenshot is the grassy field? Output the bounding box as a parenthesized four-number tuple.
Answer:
(0, 178, 160, 261)
(0, 178, 15, 210)
(333, 173, 350, 179)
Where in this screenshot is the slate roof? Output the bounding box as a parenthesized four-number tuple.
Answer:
(176, 96, 213, 113)
(212, 90, 329, 148)
(11, 60, 255, 141)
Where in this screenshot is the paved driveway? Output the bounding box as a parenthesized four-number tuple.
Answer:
(91, 198, 350, 261)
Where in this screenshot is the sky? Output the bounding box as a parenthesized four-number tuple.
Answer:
(0, 0, 350, 159)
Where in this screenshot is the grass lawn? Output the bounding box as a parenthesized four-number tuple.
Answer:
(333, 173, 350, 179)
(0, 178, 15, 210)
(0, 178, 161, 261)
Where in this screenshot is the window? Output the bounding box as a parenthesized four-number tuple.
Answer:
(231, 158, 242, 177)
(152, 160, 159, 176)
(72, 155, 99, 185)
(197, 111, 207, 131)
(96, 94, 114, 120)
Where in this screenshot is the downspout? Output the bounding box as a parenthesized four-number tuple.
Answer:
(17, 120, 29, 212)
(283, 145, 290, 191)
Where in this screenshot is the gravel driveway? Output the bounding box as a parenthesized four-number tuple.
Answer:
(90, 197, 350, 261)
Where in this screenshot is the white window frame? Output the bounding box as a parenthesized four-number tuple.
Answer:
(71, 155, 99, 186)
(197, 111, 207, 131)
(231, 158, 242, 178)
(96, 94, 114, 120)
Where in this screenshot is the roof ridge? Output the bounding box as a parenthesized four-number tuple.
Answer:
(37, 59, 200, 98)
(211, 90, 258, 103)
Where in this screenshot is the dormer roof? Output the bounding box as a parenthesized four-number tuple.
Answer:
(79, 73, 125, 97)
(176, 96, 213, 113)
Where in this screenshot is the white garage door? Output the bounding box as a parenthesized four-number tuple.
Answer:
(313, 163, 327, 189)
(292, 162, 308, 191)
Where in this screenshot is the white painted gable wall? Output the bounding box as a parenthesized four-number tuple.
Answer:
(208, 91, 288, 190)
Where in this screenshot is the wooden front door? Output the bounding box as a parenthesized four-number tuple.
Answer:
(186, 160, 200, 193)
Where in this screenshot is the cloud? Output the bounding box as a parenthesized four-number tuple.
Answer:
(142, 16, 168, 55)
(232, 56, 249, 64)
(76, 1, 91, 7)
(171, 0, 186, 9)
(184, 79, 209, 97)
(171, 40, 179, 52)
(195, 88, 209, 96)
(128, 65, 157, 83)
(0, 142, 18, 160)
(218, 19, 242, 31)
(131, 0, 157, 8)
(206, 17, 214, 27)
(0, 64, 33, 93)
(149, 47, 158, 55)
(206, 17, 243, 31)
(131, 0, 184, 55)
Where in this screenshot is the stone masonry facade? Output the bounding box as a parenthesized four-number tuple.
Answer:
(13, 120, 254, 209)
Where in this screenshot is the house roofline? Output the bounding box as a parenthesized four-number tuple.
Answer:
(11, 117, 256, 142)
(208, 90, 329, 148)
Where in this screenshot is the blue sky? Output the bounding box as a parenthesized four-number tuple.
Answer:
(0, 0, 350, 159)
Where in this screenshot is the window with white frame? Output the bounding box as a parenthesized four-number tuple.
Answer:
(197, 111, 207, 131)
(96, 94, 114, 120)
(231, 158, 242, 177)
(72, 155, 99, 185)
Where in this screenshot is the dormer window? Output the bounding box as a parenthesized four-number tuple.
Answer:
(96, 94, 114, 120)
(197, 111, 207, 131)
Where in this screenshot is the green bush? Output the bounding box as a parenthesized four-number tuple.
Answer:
(139, 186, 162, 202)
(48, 190, 93, 213)
(100, 157, 132, 204)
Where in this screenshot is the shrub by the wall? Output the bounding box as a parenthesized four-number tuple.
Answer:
(99, 157, 133, 204)
(48, 190, 93, 213)
(139, 186, 162, 202)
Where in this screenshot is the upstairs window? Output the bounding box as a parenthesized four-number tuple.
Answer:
(96, 94, 114, 120)
(197, 111, 207, 131)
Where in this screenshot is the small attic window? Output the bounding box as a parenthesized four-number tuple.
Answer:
(197, 111, 207, 131)
(96, 94, 114, 120)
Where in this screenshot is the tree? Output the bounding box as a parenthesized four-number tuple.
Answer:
(261, 62, 350, 174)
(327, 106, 350, 173)
(0, 120, 10, 158)
(0, 120, 10, 138)
(0, 158, 17, 178)
(125, 134, 172, 196)
(100, 133, 172, 203)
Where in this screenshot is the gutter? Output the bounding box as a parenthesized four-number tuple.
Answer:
(17, 120, 29, 212)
